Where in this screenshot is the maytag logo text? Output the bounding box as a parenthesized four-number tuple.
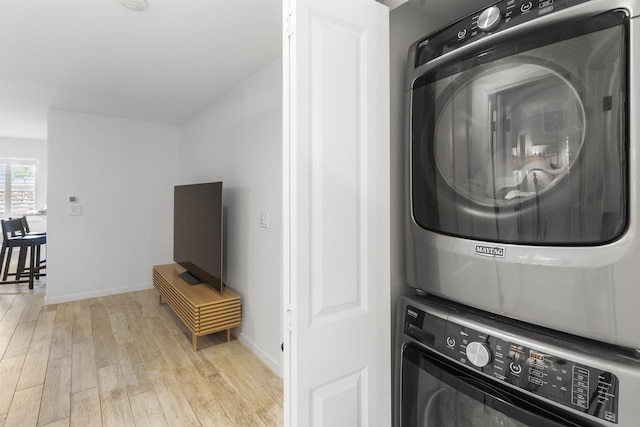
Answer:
(474, 245, 505, 258)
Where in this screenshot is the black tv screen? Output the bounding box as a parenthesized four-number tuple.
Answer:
(173, 182, 224, 294)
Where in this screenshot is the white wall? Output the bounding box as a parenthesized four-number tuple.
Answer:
(46, 110, 179, 304)
(179, 59, 283, 376)
(0, 136, 48, 213)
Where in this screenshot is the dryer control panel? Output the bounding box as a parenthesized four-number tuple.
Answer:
(414, 0, 592, 66)
(404, 304, 620, 424)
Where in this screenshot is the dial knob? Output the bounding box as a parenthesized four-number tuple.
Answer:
(466, 342, 492, 367)
(477, 6, 502, 32)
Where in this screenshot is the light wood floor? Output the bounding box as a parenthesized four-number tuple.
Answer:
(0, 280, 283, 426)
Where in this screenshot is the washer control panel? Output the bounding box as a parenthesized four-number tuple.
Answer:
(414, 0, 591, 66)
(404, 305, 620, 424)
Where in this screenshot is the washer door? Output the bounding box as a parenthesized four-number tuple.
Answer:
(434, 62, 585, 208)
(410, 11, 627, 245)
(420, 387, 525, 426)
(400, 343, 598, 427)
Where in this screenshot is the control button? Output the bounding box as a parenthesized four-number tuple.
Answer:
(529, 369, 544, 378)
(446, 336, 456, 347)
(457, 29, 467, 40)
(477, 6, 502, 32)
(529, 376, 544, 386)
(521, 2, 533, 12)
(466, 342, 492, 368)
(510, 362, 522, 375)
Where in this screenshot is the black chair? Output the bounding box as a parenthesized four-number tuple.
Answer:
(19, 216, 45, 236)
(17, 216, 46, 276)
(0, 218, 46, 289)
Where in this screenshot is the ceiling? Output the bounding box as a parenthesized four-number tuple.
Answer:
(0, 0, 498, 141)
(0, 0, 282, 140)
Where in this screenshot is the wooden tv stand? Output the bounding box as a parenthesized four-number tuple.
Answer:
(152, 264, 241, 351)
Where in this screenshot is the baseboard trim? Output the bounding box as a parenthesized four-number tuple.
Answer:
(238, 333, 283, 378)
(44, 282, 154, 305)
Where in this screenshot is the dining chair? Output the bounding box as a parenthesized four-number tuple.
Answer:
(0, 217, 46, 288)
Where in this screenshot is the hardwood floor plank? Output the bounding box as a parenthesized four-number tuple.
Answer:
(116, 293, 146, 333)
(38, 356, 72, 426)
(0, 356, 26, 416)
(115, 340, 153, 398)
(88, 300, 110, 331)
(133, 320, 169, 373)
(16, 339, 51, 391)
(19, 291, 44, 323)
(203, 343, 283, 425)
(72, 300, 92, 345)
(97, 365, 134, 427)
(0, 288, 284, 427)
(156, 304, 190, 337)
(31, 311, 57, 343)
(129, 391, 168, 427)
(256, 401, 285, 427)
(134, 318, 234, 425)
(0, 333, 12, 360)
(133, 322, 203, 426)
(0, 294, 29, 334)
(174, 369, 235, 426)
(92, 327, 118, 371)
(49, 323, 72, 362)
(149, 378, 201, 427)
(175, 331, 219, 380)
(3, 321, 36, 359)
(0, 293, 17, 324)
(132, 289, 161, 321)
(70, 387, 101, 427)
(52, 303, 73, 325)
(265, 376, 285, 408)
(39, 418, 69, 427)
(71, 341, 98, 393)
(205, 344, 277, 409)
(204, 372, 268, 427)
(4, 384, 43, 427)
(108, 312, 133, 348)
(49, 304, 74, 362)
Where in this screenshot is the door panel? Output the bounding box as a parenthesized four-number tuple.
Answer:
(283, 0, 391, 425)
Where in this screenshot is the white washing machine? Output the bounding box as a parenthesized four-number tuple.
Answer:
(405, 0, 640, 349)
(394, 294, 640, 426)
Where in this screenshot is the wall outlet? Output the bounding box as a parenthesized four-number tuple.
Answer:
(260, 212, 269, 228)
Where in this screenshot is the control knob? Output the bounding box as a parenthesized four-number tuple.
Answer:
(466, 342, 492, 367)
(477, 6, 502, 32)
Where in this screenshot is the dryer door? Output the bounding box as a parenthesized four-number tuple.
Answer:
(410, 11, 627, 245)
(400, 343, 598, 427)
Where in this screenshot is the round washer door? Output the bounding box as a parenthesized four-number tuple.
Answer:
(434, 62, 586, 208)
(409, 13, 627, 244)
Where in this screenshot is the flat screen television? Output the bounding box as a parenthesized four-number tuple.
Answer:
(173, 182, 224, 295)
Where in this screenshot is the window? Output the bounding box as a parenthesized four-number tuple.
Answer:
(0, 159, 38, 216)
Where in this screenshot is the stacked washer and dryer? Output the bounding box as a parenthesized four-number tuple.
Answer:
(396, 0, 640, 425)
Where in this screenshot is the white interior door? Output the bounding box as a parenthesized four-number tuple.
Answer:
(283, 0, 391, 425)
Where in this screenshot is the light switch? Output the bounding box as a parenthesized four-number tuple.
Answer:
(260, 212, 269, 228)
(69, 205, 82, 216)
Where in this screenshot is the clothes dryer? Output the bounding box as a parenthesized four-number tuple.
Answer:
(394, 294, 640, 426)
(405, 0, 640, 349)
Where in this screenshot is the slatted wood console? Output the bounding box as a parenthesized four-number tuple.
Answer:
(152, 263, 241, 351)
